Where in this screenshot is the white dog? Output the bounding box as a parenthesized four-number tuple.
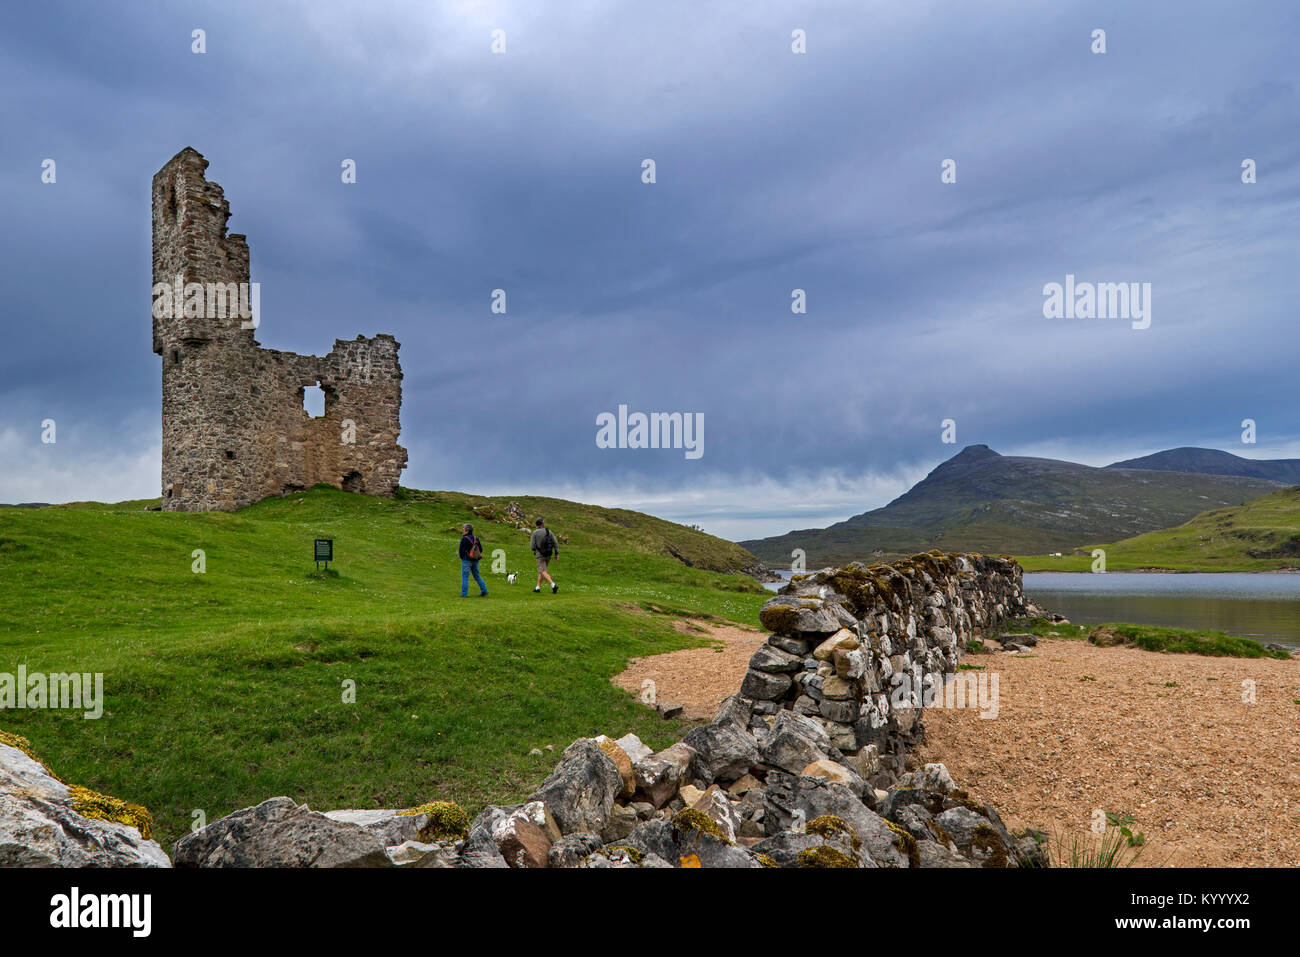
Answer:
(506, 572, 517, 584)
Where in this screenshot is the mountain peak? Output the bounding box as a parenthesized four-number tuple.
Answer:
(949, 444, 1000, 462)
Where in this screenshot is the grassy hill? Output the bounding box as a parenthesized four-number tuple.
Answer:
(1018, 485, 1300, 572)
(743, 445, 1282, 567)
(0, 486, 768, 846)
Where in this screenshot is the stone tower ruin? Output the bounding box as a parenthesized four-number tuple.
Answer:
(152, 148, 407, 511)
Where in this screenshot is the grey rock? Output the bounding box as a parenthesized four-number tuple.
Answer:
(916, 838, 974, 868)
(740, 668, 793, 701)
(712, 694, 754, 730)
(547, 832, 604, 868)
(623, 818, 760, 869)
(681, 722, 759, 785)
(759, 596, 842, 637)
(935, 806, 1011, 867)
(0, 742, 171, 868)
(528, 738, 622, 836)
(758, 710, 831, 774)
(633, 742, 697, 808)
(768, 635, 811, 656)
(763, 773, 908, 867)
(322, 808, 429, 847)
(173, 796, 390, 868)
(749, 644, 804, 674)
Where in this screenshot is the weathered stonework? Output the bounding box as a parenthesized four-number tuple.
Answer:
(152, 147, 407, 511)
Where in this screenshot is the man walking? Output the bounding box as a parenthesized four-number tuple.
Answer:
(459, 522, 488, 597)
(530, 517, 560, 594)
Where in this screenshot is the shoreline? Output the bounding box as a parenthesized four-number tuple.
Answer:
(918, 637, 1300, 867)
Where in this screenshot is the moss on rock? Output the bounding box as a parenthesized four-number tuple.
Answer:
(672, 807, 730, 843)
(806, 814, 862, 852)
(68, 785, 155, 841)
(885, 818, 921, 868)
(600, 844, 645, 864)
(399, 800, 470, 843)
(795, 845, 858, 868)
(971, 822, 1009, 868)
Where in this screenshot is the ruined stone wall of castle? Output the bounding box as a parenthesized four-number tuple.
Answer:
(152, 148, 407, 511)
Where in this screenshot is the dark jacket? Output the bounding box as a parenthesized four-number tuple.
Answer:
(459, 533, 482, 561)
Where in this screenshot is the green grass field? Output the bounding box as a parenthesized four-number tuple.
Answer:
(0, 487, 768, 846)
(1017, 486, 1300, 572)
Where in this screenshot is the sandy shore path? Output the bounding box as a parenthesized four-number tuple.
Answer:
(920, 638, 1300, 867)
(613, 629, 1300, 867)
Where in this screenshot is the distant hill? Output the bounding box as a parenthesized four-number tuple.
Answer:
(741, 445, 1284, 567)
(1019, 484, 1300, 572)
(1106, 447, 1300, 484)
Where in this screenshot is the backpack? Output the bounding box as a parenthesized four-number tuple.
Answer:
(538, 529, 557, 559)
(467, 536, 482, 560)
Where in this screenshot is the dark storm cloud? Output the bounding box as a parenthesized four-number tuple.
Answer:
(2, 0, 1298, 537)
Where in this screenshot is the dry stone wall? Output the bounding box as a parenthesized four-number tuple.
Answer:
(152, 148, 407, 511)
(742, 550, 1027, 784)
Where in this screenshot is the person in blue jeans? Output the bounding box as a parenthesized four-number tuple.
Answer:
(458, 523, 488, 597)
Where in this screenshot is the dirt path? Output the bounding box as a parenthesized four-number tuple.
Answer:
(612, 620, 767, 721)
(614, 628, 1300, 867)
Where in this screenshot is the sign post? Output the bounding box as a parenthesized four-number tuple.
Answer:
(314, 538, 333, 571)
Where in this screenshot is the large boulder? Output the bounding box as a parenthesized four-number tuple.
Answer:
(751, 825, 871, 869)
(762, 772, 909, 868)
(758, 711, 831, 774)
(681, 722, 759, 785)
(528, 738, 623, 835)
(623, 816, 760, 869)
(759, 596, 844, 637)
(173, 797, 391, 867)
(0, 739, 170, 868)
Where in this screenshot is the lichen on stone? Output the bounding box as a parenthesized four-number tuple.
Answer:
(755, 852, 780, 868)
(399, 800, 470, 842)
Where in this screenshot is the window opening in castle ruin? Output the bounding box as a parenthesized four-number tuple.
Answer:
(302, 383, 325, 418)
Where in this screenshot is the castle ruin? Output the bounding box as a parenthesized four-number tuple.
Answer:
(152, 148, 407, 511)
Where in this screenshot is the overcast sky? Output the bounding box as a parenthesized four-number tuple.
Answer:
(2, 0, 1298, 540)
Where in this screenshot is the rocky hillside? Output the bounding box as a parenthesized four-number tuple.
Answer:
(743, 445, 1282, 567)
(1105, 447, 1300, 484)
